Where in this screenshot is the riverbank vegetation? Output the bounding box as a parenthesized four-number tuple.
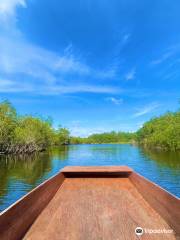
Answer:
(0, 100, 180, 153)
(0, 101, 70, 154)
(136, 111, 180, 151)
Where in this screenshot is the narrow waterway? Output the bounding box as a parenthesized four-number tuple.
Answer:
(0, 144, 180, 211)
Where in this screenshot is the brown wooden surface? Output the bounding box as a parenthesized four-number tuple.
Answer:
(62, 165, 133, 173)
(0, 172, 65, 240)
(62, 166, 133, 178)
(130, 172, 180, 238)
(0, 166, 179, 240)
(24, 177, 177, 240)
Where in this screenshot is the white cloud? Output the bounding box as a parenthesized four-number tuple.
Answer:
(151, 51, 173, 65)
(151, 45, 180, 65)
(70, 126, 107, 137)
(0, 0, 119, 95)
(0, 77, 118, 94)
(106, 97, 123, 105)
(0, 77, 33, 92)
(68, 120, 108, 137)
(133, 102, 160, 118)
(0, 0, 26, 21)
(0, 33, 119, 94)
(54, 56, 90, 75)
(125, 68, 136, 80)
(0, 36, 91, 79)
(43, 85, 118, 95)
(0, 78, 14, 87)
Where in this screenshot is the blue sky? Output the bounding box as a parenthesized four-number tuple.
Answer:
(0, 0, 180, 136)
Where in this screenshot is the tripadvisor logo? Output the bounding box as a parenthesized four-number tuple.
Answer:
(135, 227, 144, 236)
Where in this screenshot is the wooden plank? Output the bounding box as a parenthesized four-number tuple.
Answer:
(0, 172, 65, 240)
(24, 178, 176, 240)
(129, 172, 180, 237)
(61, 166, 133, 177)
(62, 166, 133, 172)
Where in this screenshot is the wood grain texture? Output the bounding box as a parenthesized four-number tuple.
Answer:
(62, 166, 133, 172)
(0, 172, 65, 240)
(1, 166, 179, 240)
(24, 178, 176, 240)
(129, 172, 180, 238)
(62, 166, 133, 178)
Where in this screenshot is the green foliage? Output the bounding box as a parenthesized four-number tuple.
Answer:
(14, 116, 54, 147)
(137, 111, 180, 150)
(70, 136, 84, 144)
(70, 131, 136, 144)
(0, 100, 180, 153)
(54, 127, 70, 145)
(0, 101, 69, 153)
(0, 101, 17, 145)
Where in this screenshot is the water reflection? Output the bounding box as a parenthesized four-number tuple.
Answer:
(0, 146, 69, 210)
(0, 144, 179, 211)
(0, 153, 52, 185)
(140, 148, 180, 172)
(48, 146, 70, 161)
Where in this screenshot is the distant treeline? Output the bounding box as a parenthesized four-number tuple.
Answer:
(71, 111, 180, 151)
(0, 100, 180, 153)
(70, 132, 136, 144)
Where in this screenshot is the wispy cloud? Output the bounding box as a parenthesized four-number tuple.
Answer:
(54, 55, 90, 75)
(151, 51, 173, 65)
(151, 44, 180, 65)
(0, 37, 118, 92)
(69, 120, 107, 137)
(0, 0, 26, 22)
(0, 36, 112, 81)
(125, 67, 136, 80)
(0, 1, 118, 95)
(0, 77, 118, 94)
(106, 97, 123, 105)
(44, 85, 118, 95)
(133, 102, 160, 118)
(70, 126, 107, 137)
(0, 77, 34, 92)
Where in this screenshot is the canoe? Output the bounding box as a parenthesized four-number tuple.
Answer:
(0, 166, 179, 240)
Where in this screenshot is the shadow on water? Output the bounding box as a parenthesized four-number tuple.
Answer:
(0, 146, 69, 210)
(48, 145, 70, 161)
(140, 147, 180, 173)
(0, 152, 51, 207)
(0, 153, 51, 185)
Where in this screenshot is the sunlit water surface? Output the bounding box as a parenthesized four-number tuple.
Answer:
(0, 144, 180, 211)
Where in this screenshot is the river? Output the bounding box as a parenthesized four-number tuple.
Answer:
(0, 144, 180, 211)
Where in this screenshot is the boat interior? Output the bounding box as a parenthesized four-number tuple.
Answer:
(0, 166, 179, 240)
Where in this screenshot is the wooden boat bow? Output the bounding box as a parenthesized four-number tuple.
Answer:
(0, 166, 179, 240)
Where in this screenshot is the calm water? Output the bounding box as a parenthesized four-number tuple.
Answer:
(0, 144, 180, 211)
